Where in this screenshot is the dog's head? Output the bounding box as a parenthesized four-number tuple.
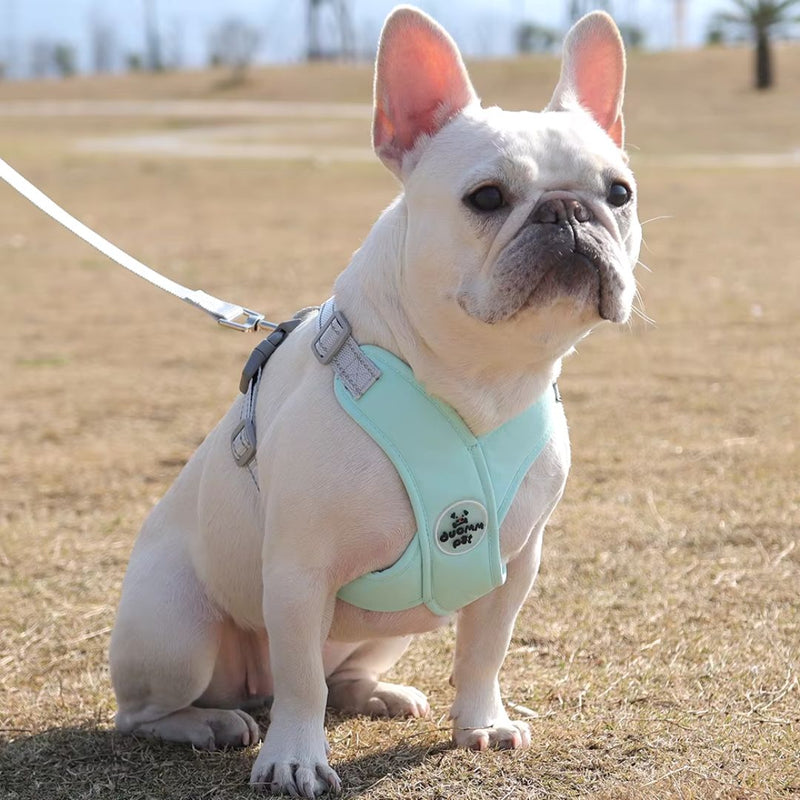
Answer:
(372, 6, 641, 364)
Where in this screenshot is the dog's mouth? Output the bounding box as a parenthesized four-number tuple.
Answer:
(511, 251, 619, 323)
(459, 219, 633, 326)
(552, 246, 629, 324)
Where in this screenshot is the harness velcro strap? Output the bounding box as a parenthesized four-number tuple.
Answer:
(314, 299, 381, 399)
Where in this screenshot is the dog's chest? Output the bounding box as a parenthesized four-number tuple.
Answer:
(328, 433, 569, 642)
(329, 346, 567, 617)
(193, 333, 569, 632)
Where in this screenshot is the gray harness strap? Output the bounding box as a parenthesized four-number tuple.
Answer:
(231, 370, 261, 488)
(231, 317, 305, 487)
(231, 299, 381, 489)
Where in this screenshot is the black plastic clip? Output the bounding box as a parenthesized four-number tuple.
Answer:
(239, 318, 303, 394)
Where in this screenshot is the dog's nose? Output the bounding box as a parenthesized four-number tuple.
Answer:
(531, 197, 592, 225)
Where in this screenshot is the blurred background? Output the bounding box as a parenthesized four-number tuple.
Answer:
(0, 0, 798, 83)
(1, 2, 798, 799)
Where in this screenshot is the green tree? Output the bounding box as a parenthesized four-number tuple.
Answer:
(53, 43, 76, 77)
(618, 24, 646, 49)
(207, 17, 261, 80)
(515, 22, 558, 54)
(716, 0, 800, 89)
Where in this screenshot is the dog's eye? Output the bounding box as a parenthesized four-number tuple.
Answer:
(607, 182, 632, 207)
(466, 185, 505, 213)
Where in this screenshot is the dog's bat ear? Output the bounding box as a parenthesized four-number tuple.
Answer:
(547, 11, 626, 148)
(372, 6, 478, 177)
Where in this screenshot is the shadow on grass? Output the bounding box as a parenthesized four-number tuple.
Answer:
(0, 722, 449, 800)
(335, 739, 450, 797)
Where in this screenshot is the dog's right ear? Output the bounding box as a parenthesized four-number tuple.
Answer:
(372, 6, 478, 177)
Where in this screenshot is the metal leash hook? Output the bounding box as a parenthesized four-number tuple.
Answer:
(0, 155, 277, 334)
(219, 310, 277, 333)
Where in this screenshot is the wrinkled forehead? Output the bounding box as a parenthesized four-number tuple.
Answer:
(412, 105, 632, 196)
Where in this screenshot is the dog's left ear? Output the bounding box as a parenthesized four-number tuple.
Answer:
(547, 11, 626, 148)
(373, 6, 478, 177)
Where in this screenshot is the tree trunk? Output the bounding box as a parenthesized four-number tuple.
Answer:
(755, 29, 772, 90)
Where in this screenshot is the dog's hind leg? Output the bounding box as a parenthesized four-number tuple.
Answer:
(109, 530, 260, 751)
(326, 636, 430, 718)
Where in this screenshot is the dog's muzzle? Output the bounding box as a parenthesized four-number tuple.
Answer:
(527, 196, 630, 323)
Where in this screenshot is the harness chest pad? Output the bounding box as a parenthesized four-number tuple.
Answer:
(334, 345, 560, 617)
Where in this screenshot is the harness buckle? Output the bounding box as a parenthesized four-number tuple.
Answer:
(311, 310, 352, 365)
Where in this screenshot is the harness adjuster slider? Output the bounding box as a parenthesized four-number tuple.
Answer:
(311, 310, 352, 365)
(231, 418, 258, 468)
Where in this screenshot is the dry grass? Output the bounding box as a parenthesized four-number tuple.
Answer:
(1, 44, 799, 800)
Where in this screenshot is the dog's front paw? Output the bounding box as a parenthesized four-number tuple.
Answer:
(453, 720, 532, 751)
(250, 731, 341, 798)
(250, 758, 341, 798)
(250, 761, 341, 798)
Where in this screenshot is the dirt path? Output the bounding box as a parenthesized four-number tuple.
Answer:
(0, 99, 371, 119)
(80, 127, 799, 167)
(2, 99, 798, 167)
(75, 126, 375, 163)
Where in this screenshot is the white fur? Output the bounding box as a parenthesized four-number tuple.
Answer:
(109, 7, 640, 798)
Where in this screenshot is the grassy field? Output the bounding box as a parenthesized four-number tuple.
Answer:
(1, 41, 799, 800)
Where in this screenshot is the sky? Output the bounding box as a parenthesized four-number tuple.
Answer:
(2, 0, 738, 77)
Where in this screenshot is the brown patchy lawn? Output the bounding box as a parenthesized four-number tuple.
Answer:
(1, 44, 799, 800)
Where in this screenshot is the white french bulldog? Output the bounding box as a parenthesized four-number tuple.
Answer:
(109, 5, 640, 798)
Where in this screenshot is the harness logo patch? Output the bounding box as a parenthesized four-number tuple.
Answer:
(434, 500, 488, 556)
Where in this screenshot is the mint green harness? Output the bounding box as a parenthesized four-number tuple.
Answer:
(335, 345, 559, 617)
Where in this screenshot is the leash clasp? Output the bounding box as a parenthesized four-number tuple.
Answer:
(218, 308, 277, 333)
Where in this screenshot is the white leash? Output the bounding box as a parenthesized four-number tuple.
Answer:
(0, 156, 275, 332)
